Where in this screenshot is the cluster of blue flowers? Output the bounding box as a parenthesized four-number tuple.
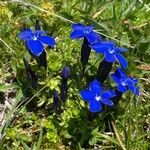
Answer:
(18, 22, 139, 113)
(70, 23, 139, 113)
(70, 23, 127, 69)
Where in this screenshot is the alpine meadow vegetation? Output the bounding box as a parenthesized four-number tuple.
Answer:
(0, 0, 149, 149)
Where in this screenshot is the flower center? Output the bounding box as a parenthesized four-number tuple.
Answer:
(84, 28, 92, 34)
(109, 48, 115, 54)
(122, 82, 126, 86)
(95, 95, 101, 101)
(121, 79, 127, 86)
(32, 36, 37, 40)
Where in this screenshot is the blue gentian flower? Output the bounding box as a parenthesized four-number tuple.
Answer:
(70, 23, 101, 44)
(80, 80, 115, 112)
(18, 28, 56, 57)
(70, 23, 102, 70)
(111, 68, 139, 95)
(91, 41, 128, 68)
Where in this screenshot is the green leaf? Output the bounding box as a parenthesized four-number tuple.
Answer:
(15, 88, 23, 101)
(19, 139, 30, 150)
(0, 83, 18, 93)
(121, 33, 130, 47)
(138, 40, 150, 54)
(98, 133, 120, 146)
(122, 0, 137, 19)
(36, 127, 43, 150)
(86, 17, 113, 35)
(0, 83, 7, 92)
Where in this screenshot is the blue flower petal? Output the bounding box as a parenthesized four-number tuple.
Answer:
(101, 99, 114, 106)
(90, 80, 102, 95)
(70, 30, 84, 39)
(40, 35, 56, 47)
(18, 29, 33, 40)
(117, 84, 127, 93)
(85, 33, 99, 44)
(100, 41, 115, 48)
(80, 89, 95, 102)
(131, 77, 138, 84)
(114, 47, 127, 52)
(92, 31, 102, 42)
(135, 87, 140, 96)
(27, 40, 44, 56)
(128, 85, 140, 96)
(84, 26, 94, 34)
(101, 90, 116, 99)
(91, 43, 108, 53)
(115, 53, 128, 69)
(90, 100, 102, 112)
(115, 68, 126, 78)
(126, 77, 138, 84)
(109, 90, 116, 97)
(72, 23, 85, 30)
(111, 74, 120, 83)
(91, 42, 102, 48)
(105, 51, 115, 62)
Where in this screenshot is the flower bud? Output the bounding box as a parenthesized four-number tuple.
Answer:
(53, 90, 60, 109)
(61, 67, 71, 80)
(23, 58, 37, 89)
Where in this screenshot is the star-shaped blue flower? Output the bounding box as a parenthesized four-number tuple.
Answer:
(80, 80, 115, 112)
(91, 41, 128, 68)
(70, 23, 101, 45)
(18, 28, 56, 57)
(111, 68, 139, 95)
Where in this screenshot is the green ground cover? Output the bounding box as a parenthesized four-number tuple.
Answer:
(0, 0, 149, 149)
